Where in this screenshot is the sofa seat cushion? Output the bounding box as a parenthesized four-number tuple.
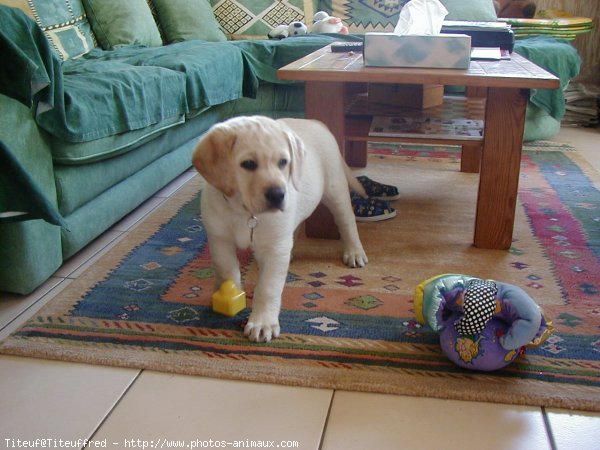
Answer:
(51, 57, 188, 143)
(44, 41, 249, 153)
(50, 115, 185, 165)
(55, 108, 221, 215)
(87, 41, 251, 112)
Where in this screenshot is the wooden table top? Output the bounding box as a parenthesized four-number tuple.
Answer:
(278, 44, 560, 90)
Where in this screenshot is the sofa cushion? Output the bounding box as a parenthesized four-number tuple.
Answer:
(0, 0, 95, 60)
(325, 0, 409, 33)
(50, 114, 185, 165)
(441, 0, 497, 22)
(82, 0, 163, 49)
(153, 0, 227, 43)
(211, 0, 317, 39)
(54, 108, 220, 216)
(48, 56, 189, 142)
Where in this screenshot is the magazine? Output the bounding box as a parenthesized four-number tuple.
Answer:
(369, 116, 484, 140)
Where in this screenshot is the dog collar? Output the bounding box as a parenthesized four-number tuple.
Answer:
(222, 194, 258, 243)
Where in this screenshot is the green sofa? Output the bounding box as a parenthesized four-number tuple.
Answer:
(0, 0, 579, 295)
(0, 1, 348, 294)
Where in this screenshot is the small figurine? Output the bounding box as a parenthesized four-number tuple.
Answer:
(212, 280, 246, 317)
(312, 11, 349, 34)
(414, 274, 553, 371)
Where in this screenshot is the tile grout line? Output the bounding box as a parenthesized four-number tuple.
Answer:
(542, 407, 558, 450)
(318, 390, 336, 450)
(0, 278, 69, 340)
(82, 369, 144, 449)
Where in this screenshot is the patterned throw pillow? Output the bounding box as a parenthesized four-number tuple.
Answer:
(0, 0, 96, 60)
(210, 0, 317, 40)
(321, 0, 498, 33)
(323, 0, 410, 33)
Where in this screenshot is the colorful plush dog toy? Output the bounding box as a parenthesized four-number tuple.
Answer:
(415, 274, 553, 371)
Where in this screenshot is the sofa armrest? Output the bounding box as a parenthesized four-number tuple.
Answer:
(0, 94, 63, 225)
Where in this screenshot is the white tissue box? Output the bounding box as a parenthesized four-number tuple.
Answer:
(363, 33, 471, 69)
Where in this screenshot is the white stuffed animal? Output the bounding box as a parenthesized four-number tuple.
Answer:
(312, 11, 349, 34)
(267, 21, 308, 39)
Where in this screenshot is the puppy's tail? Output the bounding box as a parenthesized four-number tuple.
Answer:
(344, 164, 368, 198)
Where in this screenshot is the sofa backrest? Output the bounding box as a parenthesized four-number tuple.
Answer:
(209, 0, 318, 40)
(209, 0, 498, 39)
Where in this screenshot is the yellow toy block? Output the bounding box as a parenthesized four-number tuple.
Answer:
(212, 280, 246, 317)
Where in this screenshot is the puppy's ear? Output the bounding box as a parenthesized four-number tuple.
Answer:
(286, 130, 305, 191)
(192, 125, 237, 196)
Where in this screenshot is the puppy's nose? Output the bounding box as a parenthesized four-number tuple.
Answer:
(265, 187, 285, 210)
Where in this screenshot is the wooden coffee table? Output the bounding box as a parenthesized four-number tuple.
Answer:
(278, 45, 559, 250)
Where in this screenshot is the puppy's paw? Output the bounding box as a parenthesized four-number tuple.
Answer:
(343, 248, 368, 268)
(244, 312, 281, 343)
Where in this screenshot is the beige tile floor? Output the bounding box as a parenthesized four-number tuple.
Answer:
(1, 127, 599, 450)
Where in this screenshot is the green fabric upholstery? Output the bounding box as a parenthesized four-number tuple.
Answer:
(152, 0, 227, 43)
(0, 95, 63, 227)
(514, 36, 581, 122)
(0, 0, 95, 60)
(441, 0, 497, 22)
(82, 0, 163, 49)
(0, 220, 62, 295)
(1, 141, 67, 227)
(0, 7, 188, 144)
(0, 6, 61, 119)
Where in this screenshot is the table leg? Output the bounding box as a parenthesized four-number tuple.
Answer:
(304, 81, 347, 239)
(460, 143, 482, 173)
(305, 81, 346, 153)
(474, 87, 528, 249)
(345, 141, 368, 168)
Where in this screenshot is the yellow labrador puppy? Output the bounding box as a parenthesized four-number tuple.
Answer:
(193, 116, 368, 342)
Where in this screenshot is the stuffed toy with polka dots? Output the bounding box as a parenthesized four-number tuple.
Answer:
(414, 274, 553, 371)
(267, 21, 308, 39)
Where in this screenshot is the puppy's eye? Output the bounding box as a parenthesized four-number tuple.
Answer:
(241, 160, 257, 171)
(278, 158, 288, 169)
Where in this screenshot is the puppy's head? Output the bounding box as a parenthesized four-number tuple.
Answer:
(192, 116, 305, 214)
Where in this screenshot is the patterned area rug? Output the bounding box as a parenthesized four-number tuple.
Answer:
(2, 143, 600, 411)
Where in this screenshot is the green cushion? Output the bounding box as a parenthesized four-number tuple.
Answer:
(441, 0, 498, 22)
(153, 0, 227, 43)
(82, 0, 163, 49)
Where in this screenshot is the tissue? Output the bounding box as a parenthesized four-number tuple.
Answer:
(363, 0, 471, 69)
(394, 0, 448, 35)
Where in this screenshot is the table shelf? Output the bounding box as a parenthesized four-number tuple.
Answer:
(344, 93, 486, 147)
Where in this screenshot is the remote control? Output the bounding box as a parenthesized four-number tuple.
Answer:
(331, 42, 364, 53)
